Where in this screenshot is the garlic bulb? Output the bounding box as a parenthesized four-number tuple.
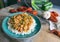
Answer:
(43, 11, 51, 19)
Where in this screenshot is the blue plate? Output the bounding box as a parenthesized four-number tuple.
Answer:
(2, 12, 41, 39)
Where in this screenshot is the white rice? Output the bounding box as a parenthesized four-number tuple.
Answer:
(8, 18, 37, 35)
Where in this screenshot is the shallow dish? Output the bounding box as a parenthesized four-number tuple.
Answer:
(2, 12, 41, 39)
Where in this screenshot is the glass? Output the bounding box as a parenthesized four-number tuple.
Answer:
(3, 0, 8, 7)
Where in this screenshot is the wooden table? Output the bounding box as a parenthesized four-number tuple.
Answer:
(0, 4, 60, 42)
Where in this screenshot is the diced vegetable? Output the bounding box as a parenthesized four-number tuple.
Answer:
(32, 10, 38, 15)
(9, 9, 17, 13)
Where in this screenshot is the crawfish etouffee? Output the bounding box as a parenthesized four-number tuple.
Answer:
(8, 13, 37, 35)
